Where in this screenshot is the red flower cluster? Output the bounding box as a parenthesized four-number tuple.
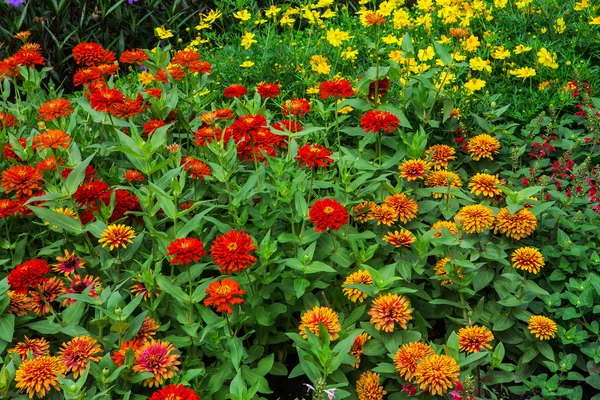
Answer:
(224, 84, 248, 99)
(149, 384, 200, 400)
(295, 143, 334, 168)
(224, 114, 286, 162)
(167, 238, 206, 265)
(119, 49, 148, 65)
(8, 259, 51, 294)
(256, 83, 280, 98)
(72, 42, 116, 67)
(360, 110, 400, 134)
(0, 112, 17, 129)
(309, 198, 348, 232)
(319, 79, 354, 99)
(283, 98, 311, 117)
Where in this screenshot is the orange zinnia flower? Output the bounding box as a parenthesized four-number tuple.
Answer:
(365, 12, 386, 25)
(368, 293, 413, 332)
(399, 159, 430, 181)
(371, 204, 398, 226)
(98, 224, 136, 250)
(135, 316, 161, 342)
(434, 257, 462, 285)
(413, 354, 460, 395)
(167, 237, 206, 265)
(382, 230, 415, 248)
(30, 276, 64, 316)
(123, 170, 145, 183)
(15, 356, 66, 398)
(342, 270, 373, 303)
(204, 278, 246, 314)
(455, 204, 494, 234)
(353, 201, 377, 223)
(494, 207, 537, 240)
(356, 371, 386, 400)
(1, 164, 44, 197)
(133, 340, 181, 387)
(37, 99, 74, 121)
(9, 336, 50, 361)
(468, 173, 502, 197)
(511, 247, 545, 273)
(394, 342, 435, 381)
(424, 170, 463, 198)
(33, 129, 72, 150)
(7, 290, 31, 316)
(430, 221, 459, 238)
(350, 333, 371, 368)
(299, 306, 341, 341)
(111, 339, 144, 366)
(383, 193, 418, 223)
(467, 134, 500, 161)
(181, 156, 211, 180)
(457, 325, 494, 353)
(360, 110, 399, 134)
(528, 315, 557, 340)
(59, 336, 103, 378)
(149, 384, 200, 400)
(424, 144, 456, 169)
(210, 230, 258, 274)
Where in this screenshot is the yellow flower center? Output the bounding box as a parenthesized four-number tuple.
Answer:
(323, 206, 334, 214)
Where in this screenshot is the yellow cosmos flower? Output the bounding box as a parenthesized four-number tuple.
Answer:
(154, 27, 173, 39)
(240, 31, 257, 50)
(309, 55, 331, 74)
(233, 9, 251, 21)
(469, 57, 492, 73)
(464, 78, 486, 93)
(240, 61, 255, 68)
(417, 46, 435, 62)
(514, 44, 532, 54)
(589, 16, 600, 25)
(326, 28, 352, 47)
(509, 67, 536, 79)
(491, 46, 511, 59)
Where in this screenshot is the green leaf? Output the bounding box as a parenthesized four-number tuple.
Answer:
(61, 300, 86, 326)
(225, 338, 245, 371)
(491, 342, 505, 368)
(433, 41, 453, 65)
(29, 206, 83, 235)
(64, 154, 95, 195)
(537, 341, 555, 361)
(0, 314, 14, 342)
(155, 275, 189, 304)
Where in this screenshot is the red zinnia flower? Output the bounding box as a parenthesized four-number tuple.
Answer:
(167, 238, 206, 265)
(210, 230, 258, 274)
(295, 143, 334, 168)
(143, 88, 162, 99)
(111, 339, 143, 367)
(224, 84, 248, 98)
(204, 278, 246, 314)
(271, 120, 303, 133)
(73, 67, 102, 87)
(0, 198, 20, 218)
(189, 61, 213, 74)
(89, 88, 125, 112)
(360, 110, 400, 134)
(0, 112, 18, 129)
(73, 180, 110, 207)
(8, 259, 50, 294)
(33, 129, 72, 150)
(149, 384, 200, 400)
(194, 126, 222, 146)
(123, 170, 145, 182)
(38, 99, 74, 121)
(59, 336, 102, 378)
(30, 277, 64, 316)
(119, 49, 148, 65)
(283, 98, 311, 117)
(181, 156, 211, 180)
(319, 79, 354, 99)
(143, 119, 166, 136)
(256, 83, 280, 98)
(109, 189, 141, 222)
(1, 164, 44, 198)
(13, 50, 45, 68)
(171, 49, 201, 68)
(72, 42, 116, 67)
(108, 96, 144, 119)
(309, 198, 348, 232)
(368, 78, 390, 100)
(62, 165, 97, 181)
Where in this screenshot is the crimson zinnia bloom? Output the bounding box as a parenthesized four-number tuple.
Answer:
(143, 119, 167, 136)
(256, 82, 280, 98)
(181, 156, 211, 180)
(295, 143, 333, 168)
(1, 164, 44, 197)
(210, 230, 258, 274)
(309, 198, 348, 232)
(224, 84, 248, 98)
(204, 278, 246, 314)
(119, 49, 149, 65)
(150, 384, 200, 400)
(319, 78, 354, 99)
(0, 198, 20, 218)
(283, 98, 311, 117)
(89, 87, 125, 112)
(8, 259, 50, 294)
(0, 112, 18, 129)
(167, 238, 206, 265)
(38, 99, 74, 121)
(360, 110, 400, 134)
(72, 42, 115, 66)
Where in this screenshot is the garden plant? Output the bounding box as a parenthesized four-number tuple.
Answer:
(1, 0, 600, 399)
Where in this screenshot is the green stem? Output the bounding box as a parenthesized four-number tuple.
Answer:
(188, 265, 194, 323)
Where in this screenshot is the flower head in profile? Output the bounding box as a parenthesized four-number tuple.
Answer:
(123, 170, 145, 183)
(512, 247, 544, 274)
(457, 325, 494, 353)
(382, 230, 415, 248)
(430, 221, 459, 238)
(342, 270, 373, 303)
(204, 278, 246, 314)
(528, 315, 557, 340)
(149, 384, 200, 400)
(414, 354, 460, 395)
(368, 293, 413, 332)
(399, 159, 430, 180)
(299, 306, 341, 341)
(467, 134, 500, 161)
(15, 356, 66, 398)
(53, 249, 85, 275)
(0, 198, 20, 218)
(9, 336, 50, 361)
(38, 99, 74, 121)
(210, 230, 258, 274)
(181, 156, 211, 180)
(309, 198, 348, 232)
(394, 342, 435, 381)
(360, 110, 400, 134)
(59, 336, 103, 378)
(350, 333, 371, 368)
(98, 224, 136, 250)
(1, 164, 44, 197)
(133, 340, 180, 387)
(468, 173, 502, 197)
(455, 204, 495, 234)
(494, 208, 537, 240)
(424, 144, 456, 169)
(8, 259, 50, 294)
(135, 316, 161, 342)
(383, 193, 418, 224)
(295, 143, 334, 168)
(167, 237, 206, 265)
(356, 371, 386, 400)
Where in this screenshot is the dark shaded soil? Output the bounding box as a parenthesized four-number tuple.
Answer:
(264, 375, 309, 400)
